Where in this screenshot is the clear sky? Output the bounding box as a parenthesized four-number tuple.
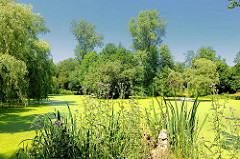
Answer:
(17, 0, 240, 66)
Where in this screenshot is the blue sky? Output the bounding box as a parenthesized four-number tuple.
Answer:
(17, 0, 240, 66)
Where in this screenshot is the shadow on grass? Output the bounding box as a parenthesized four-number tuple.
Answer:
(0, 101, 76, 134)
(0, 98, 76, 134)
(0, 111, 46, 133)
(0, 96, 80, 158)
(44, 100, 77, 106)
(0, 153, 20, 159)
(29, 98, 77, 107)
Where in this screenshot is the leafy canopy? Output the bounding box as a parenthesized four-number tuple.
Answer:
(185, 58, 219, 96)
(128, 9, 167, 52)
(0, 0, 54, 103)
(71, 19, 104, 62)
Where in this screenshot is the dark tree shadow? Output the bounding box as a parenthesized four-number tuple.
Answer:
(0, 95, 80, 158)
(0, 100, 77, 134)
(44, 100, 77, 106)
(28, 98, 77, 107)
(0, 112, 51, 133)
(0, 153, 21, 159)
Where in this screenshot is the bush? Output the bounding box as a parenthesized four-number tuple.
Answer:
(58, 89, 73, 95)
(234, 95, 240, 100)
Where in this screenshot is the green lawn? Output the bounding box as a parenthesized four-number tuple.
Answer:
(0, 95, 239, 158)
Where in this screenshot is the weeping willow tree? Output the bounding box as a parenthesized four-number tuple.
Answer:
(0, 55, 27, 105)
(0, 0, 55, 105)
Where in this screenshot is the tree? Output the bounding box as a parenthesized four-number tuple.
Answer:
(153, 66, 171, 96)
(128, 9, 167, 87)
(228, 65, 240, 92)
(228, 0, 240, 9)
(27, 58, 55, 101)
(184, 58, 219, 96)
(150, 44, 174, 96)
(0, 0, 49, 58)
(215, 59, 232, 93)
(83, 60, 126, 98)
(233, 51, 240, 64)
(69, 51, 100, 93)
(0, 54, 27, 104)
(159, 44, 174, 70)
(184, 50, 195, 68)
(73, 44, 140, 98)
(168, 69, 184, 96)
(196, 46, 216, 61)
(56, 58, 78, 89)
(0, 0, 54, 103)
(128, 9, 167, 52)
(100, 43, 137, 70)
(174, 62, 185, 73)
(70, 19, 103, 62)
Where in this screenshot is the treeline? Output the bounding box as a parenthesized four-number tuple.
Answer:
(0, 0, 55, 105)
(56, 10, 240, 98)
(1, 0, 239, 105)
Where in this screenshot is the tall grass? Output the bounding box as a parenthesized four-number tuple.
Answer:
(17, 93, 210, 158)
(157, 97, 208, 158)
(203, 84, 240, 158)
(17, 94, 167, 158)
(17, 105, 82, 158)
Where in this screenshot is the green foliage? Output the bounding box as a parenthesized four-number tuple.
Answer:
(184, 50, 195, 68)
(71, 19, 104, 62)
(168, 69, 184, 96)
(135, 49, 156, 85)
(57, 89, 74, 95)
(233, 51, 240, 64)
(228, 0, 240, 9)
(68, 51, 100, 94)
(0, 0, 55, 104)
(49, 77, 60, 94)
(18, 96, 169, 158)
(153, 66, 172, 96)
(128, 9, 167, 52)
(67, 43, 141, 98)
(159, 44, 174, 70)
(18, 106, 82, 158)
(0, 54, 27, 104)
(0, 0, 48, 58)
(129, 9, 167, 88)
(100, 43, 137, 70)
(202, 86, 240, 158)
(84, 60, 130, 98)
(159, 98, 207, 158)
(27, 58, 55, 101)
(196, 46, 216, 61)
(216, 59, 232, 93)
(185, 58, 219, 96)
(56, 58, 78, 89)
(174, 62, 185, 73)
(228, 64, 240, 92)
